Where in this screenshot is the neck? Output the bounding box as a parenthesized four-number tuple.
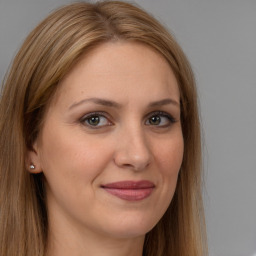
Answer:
(45, 218, 145, 256)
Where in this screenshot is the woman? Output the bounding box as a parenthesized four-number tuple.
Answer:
(0, 1, 207, 256)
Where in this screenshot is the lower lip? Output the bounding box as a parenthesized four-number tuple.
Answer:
(103, 187, 154, 201)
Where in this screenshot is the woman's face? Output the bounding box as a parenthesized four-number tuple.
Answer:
(29, 42, 184, 239)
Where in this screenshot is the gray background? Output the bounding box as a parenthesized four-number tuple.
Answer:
(0, 1, 255, 255)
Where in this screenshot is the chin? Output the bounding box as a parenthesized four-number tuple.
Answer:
(99, 214, 159, 239)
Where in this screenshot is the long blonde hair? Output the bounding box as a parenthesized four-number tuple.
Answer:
(0, 1, 207, 255)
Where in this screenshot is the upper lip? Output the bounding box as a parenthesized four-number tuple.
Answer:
(101, 180, 155, 189)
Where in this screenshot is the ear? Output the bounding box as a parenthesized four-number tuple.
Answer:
(26, 142, 42, 174)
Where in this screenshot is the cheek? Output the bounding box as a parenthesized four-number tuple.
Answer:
(155, 134, 184, 175)
(144, 133, 183, 223)
(38, 126, 115, 216)
(153, 133, 184, 197)
(38, 125, 113, 185)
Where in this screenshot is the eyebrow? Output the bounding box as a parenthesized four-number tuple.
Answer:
(68, 97, 180, 110)
(69, 98, 122, 110)
(148, 98, 180, 108)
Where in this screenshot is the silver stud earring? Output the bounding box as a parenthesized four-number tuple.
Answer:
(30, 164, 35, 170)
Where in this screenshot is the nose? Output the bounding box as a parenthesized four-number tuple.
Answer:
(113, 126, 152, 171)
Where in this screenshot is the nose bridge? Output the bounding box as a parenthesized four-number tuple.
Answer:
(114, 121, 152, 171)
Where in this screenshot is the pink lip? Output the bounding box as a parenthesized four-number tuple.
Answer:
(101, 180, 155, 201)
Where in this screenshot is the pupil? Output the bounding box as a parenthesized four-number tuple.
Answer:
(89, 116, 99, 125)
(150, 116, 160, 125)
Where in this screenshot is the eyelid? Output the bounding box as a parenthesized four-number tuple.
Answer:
(145, 111, 177, 126)
(146, 111, 176, 121)
(79, 110, 177, 129)
(80, 111, 113, 127)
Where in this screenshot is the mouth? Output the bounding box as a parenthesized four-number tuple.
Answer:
(101, 180, 155, 201)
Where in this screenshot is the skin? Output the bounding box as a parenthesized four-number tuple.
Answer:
(28, 41, 184, 256)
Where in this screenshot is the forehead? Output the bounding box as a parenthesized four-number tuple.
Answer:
(54, 41, 180, 107)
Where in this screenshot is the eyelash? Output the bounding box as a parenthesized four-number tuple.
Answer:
(80, 111, 111, 129)
(146, 111, 176, 127)
(80, 111, 176, 129)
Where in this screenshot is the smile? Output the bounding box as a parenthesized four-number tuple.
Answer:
(101, 180, 155, 201)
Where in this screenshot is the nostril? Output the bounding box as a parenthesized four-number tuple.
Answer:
(113, 132, 152, 171)
(114, 154, 151, 171)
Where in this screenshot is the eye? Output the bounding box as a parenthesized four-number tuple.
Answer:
(145, 111, 176, 127)
(80, 112, 112, 128)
